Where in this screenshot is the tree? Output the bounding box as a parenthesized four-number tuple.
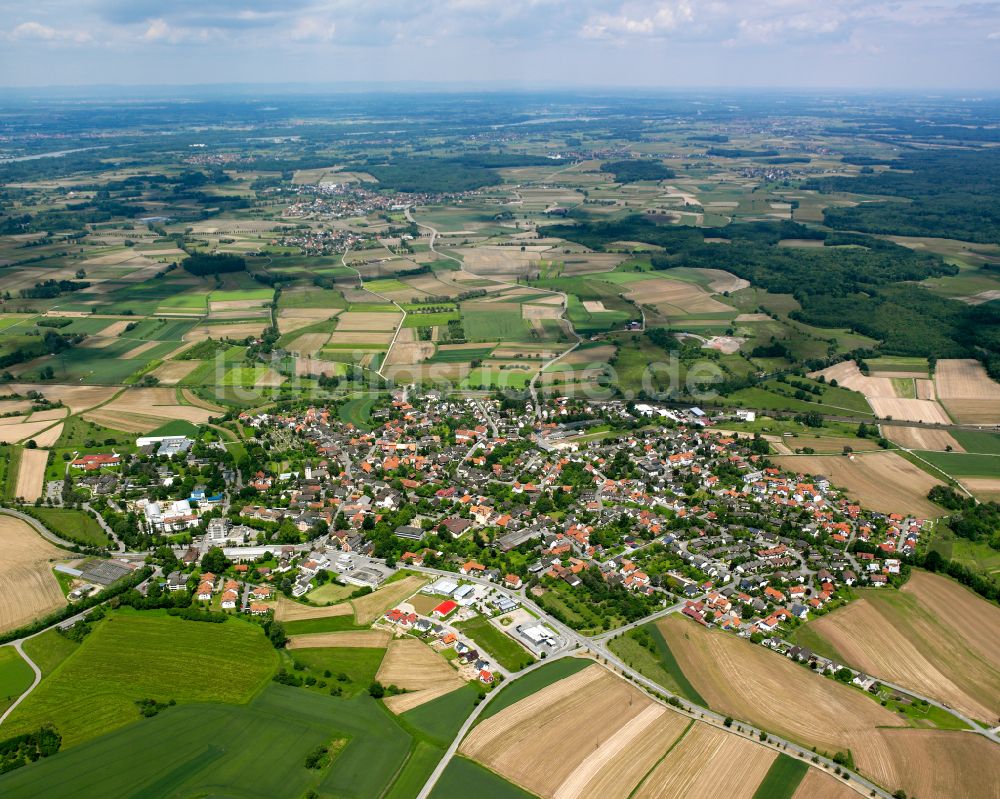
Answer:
(201, 546, 230, 574)
(723, 716, 733, 728)
(368, 681, 385, 699)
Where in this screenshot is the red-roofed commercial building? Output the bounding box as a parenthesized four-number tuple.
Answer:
(432, 600, 458, 618)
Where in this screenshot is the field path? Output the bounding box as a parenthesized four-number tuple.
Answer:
(340, 248, 407, 381)
(405, 206, 581, 417)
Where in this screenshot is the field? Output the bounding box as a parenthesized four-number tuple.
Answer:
(12, 446, 47, 502)
(19, 628, 77, 677)
(461, 662, 682, 798)
(430, 756, 536, 799)
(479, 657, 593, 720)
(885, 425, 963, 451)
(289, 645, 387, 697)
(377, 639, 466, 713)
(633, 722, 776, 799)
(274, 595, 354, 622)
(814, 360, 952, 423)
(751, 755, 809, 799)
(454, 617, 535, 672)
(772, 451, 944, 517)
(656, 615, 905, 755)
(0, 645, 35, 715)
(854, 728, 1000, 799)
(0, 685, 423, 799)
(608, 624, 707, 705)
(1, 610, 279, 746)
(286, 630, 391, 649)
(23, 507, 111, 548)
(935, 358, 1000, 423)
(0, 515, 67, 633)
(792, 768, 858, 799)
(802, 571, 1000, 721)
(351, 574, 427, 624)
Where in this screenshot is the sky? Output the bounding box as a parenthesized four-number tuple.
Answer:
(1, 0, 999, 89)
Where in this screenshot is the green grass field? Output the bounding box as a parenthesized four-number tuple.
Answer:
(429, 756, 536, 799)
(20, 629, 78, 678)
(427, 345, 495, 363)
(950, 429, 1000, 455)
(455, 618, 535, 672)
(2, 610, 279, 747)
(283, 615, 369, 636)
(914, 450, 1000, 476)
(0, 685, 420, 799)
(21, 507, 111, 548)
(289, 646, 386, 698)
(461, 305, 532, 342)
(0, 646, 35, 715)
(751, 754, 809, 799)
(645, 623, 708, 706)
(478, 657, 591, 722)
(403, 311, 460, 328)
(400, 683, 481, 746)
(338, 396, 378, 429)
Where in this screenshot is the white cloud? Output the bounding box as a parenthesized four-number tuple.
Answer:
(9, 20, 91, 43)
(289, 15, 337, 41)
(581, 1, 694, 39)
(142, 18, 171, 42)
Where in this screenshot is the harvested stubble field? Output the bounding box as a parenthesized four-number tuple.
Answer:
(553, 706, 689, 799)
(0, 420, 61, 444)
(9, 383, 121, 413)
(286, 630, 391, 650)
(27, 424, 62, 448)
(95, 388, 214, 425)
(633, 722, 776, 799)
(791, 769, 858, 799)
(378, 638, 465, 713)
(961, 477, 1000, 501)
(14, 447, 49, 501)
(0, 516, 67, 632)
(935, 358, 1000, 424)
(772, 451, 943, 517)
(813, 361, 953, 423)
(27, 408, 67, 422)
(854, 728, 1000, 799)
(149, 360, 201, 384)
(352, 575, 427, 624)
(336, 312, 402, 332)
(622, 277, 733, 316)
(182, 321, 264, 341)
(885, 425, 963, 451)
(274, 595, 353, 622)
(461, 663, 670, 798)
(328, 330, 395, 345)
(806, 571, 1000, 721)
(656, 616, 905, 755)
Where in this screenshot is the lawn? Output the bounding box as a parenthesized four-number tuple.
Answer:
(0, 685, 416, 799)
(21, 507, 112, 548)
(751, 754, 809, 799)
(455, 617, 535, 672)
(289, 647, 387, 698)
(0, 646, 34, 715)
(222, 365, 275, 386)
(429, 756, 536, 799)
(306, 582, 356, 604)
(478, 657, 591, 722)
(2, 610, 279, 747)
(20, 629, 78, 677)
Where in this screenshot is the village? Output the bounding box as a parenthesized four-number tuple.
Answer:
(30, 388, 932, 700)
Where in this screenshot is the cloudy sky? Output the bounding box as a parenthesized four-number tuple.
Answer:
(1, 0, 999, 89)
